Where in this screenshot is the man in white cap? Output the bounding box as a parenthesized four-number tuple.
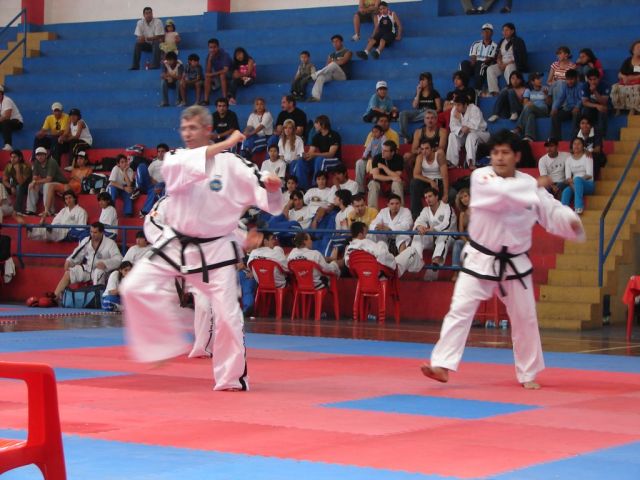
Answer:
(26, 146, 68, 216)
(460, 23, 498, 92)
(0, 85, 23, 151)
(33, 102, 69, 163)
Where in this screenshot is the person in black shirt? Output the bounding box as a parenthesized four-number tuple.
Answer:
(211, 97, 240, 143)
(438, 70, 477, 129)
(274, 95, 308, 137)
(356, 1, 402, 60)
(302, 115, 342, 188)
(368, 139, 404, 207)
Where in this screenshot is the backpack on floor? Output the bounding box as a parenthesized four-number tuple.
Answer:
(81, 173, 109, 193)
(62, 283, 105, 309)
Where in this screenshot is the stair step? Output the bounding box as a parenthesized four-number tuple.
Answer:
(539, 285, 601, 303)
(613, 141, 639, 154)
(538, 317, 594, 330)
(599, 167, 640, 181)
(627, 115, 640, 128)
(537, 301, 598, 321)
(620, 128, 640, 141)
(547, 269, 600, 287)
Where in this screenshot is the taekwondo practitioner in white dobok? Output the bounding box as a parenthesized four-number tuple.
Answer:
(287, 231, 341, 287)
(247, 231, 289, 288)
(422, 130, 585, 389)
(368, 194, 413, 254)
(413, 186, 456, 281)
(123, 105, 283, 391)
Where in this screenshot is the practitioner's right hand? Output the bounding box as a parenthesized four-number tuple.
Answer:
(262, 173, 282, 193)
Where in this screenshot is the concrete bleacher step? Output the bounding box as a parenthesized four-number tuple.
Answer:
(547, 269, 602, 287)
(539, 284, 602, 304)
(0, 31, 56, 84)
(537, 302, 600, 330)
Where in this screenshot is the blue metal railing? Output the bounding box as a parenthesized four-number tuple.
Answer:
(598, 140, 640, 287)
(0, 9, 27, 69)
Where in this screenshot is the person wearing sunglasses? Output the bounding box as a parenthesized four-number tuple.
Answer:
(33, 102, 70, 164)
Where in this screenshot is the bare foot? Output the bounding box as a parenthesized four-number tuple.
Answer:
(420, 364, 449, 383)
(522, 381, 540, 390)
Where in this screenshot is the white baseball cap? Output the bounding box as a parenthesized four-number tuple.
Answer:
(482, 23, 493, 31)
(35, 147, 48, 155)
(51, 102, 63, 111)
(376, 80, 388, 90)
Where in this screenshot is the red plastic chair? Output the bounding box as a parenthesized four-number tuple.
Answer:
(248, 258, 289, 320)
(0, 362, 66, 479)
(348, 250, 400, 323)
(288, 259, 340, 321)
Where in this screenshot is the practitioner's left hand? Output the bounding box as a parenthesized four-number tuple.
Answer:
(570, 219, 586, 242)
(262, 173, 282, 192)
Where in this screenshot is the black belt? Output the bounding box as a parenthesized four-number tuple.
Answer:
(466, 240, 530, 296)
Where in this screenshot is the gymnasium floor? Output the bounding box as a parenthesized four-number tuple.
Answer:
(1, 308, 639, 479)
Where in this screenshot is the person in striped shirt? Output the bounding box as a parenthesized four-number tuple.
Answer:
(460, 23, 498, 92)
(546, 46, 577, 100)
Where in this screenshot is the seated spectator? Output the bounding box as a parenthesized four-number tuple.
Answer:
(291, 50, 317, 100)
(247, 232, 288, 288)
(611, 40, 640, 116)
(130, 7, 163, 70)
(546, 46, 577, 100)
(576, 115, 606, 179)
(211, 97, 240, 143)
(33, 102, 69, 164)
(0, 85, 23, 151)
(274, 95, 308, 138)
(123, 231, 152, 264)
(228, 47, 256, 105)
(108, 154, 135, 217)
(375, 114, 400, 147)
(304, 171, 334, 215)
(561, 137, 594, 214)
(97, 192, 118, 239)
(180, 53, 204, 106)
(404, 110, 448, 179)
(303, 115, 342, 187)
(352, 0, 381, 41)
(538, 137, 569, 198)
(368, 139, 404, 208)
(550, 69, 582, 140)
(309, 35, 352, 102)
(356, 1, 402, 60)
(60, 108, 93, 169)
(53, 222, 123, 301)
(202, 38, 232, 105)
(261, 145, 287, 185)
(138, 143, 167, 216)
(446, 93, 490, 168)
(17, 190, 87, 242)
(67, 151, 92, 195)
(512, 72, 551, 142)
(159, 19, 180, 58)
(278, 119, 305, 172)
(369, 194, 412, 254)
(284, 190, 314, 229)
(102, 261, 133, 311)
(461, 0, 512, 14)
(581, 68, 610, 137)
(355, 124, 386, 192)
(241, 97, 273, 158)
(327, 164, 359, 197)
(399, 72, 442, 143)
(413, 187, 456, 281)
(450, 188, 470, 282)
(486, 22, 527, 96)
(348, 192, 378, 227)
(159, 51, 184, 107)
(2, 149, 31, 214)
(26, 147, 68, 216)
(488, 70, 526, 122)
(410, 139, 449, 219)
(362, 80, 398, 123)
(460, 23, 498, 92)
(575, 48, 604, 82)
(438, 71, 477, 129)
(288, 232, 341, 287)
(312, 189, 352, 255)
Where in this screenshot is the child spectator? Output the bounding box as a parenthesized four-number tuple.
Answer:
(576, 115, 606, 179)
(581, 68, 610, 137)
(399, 72, 442, 143)
(97, 191, 118, 239)
(60, 108, 93, 170)
(287, 232, 340, 287)
(304, 171, 334, 214)
(575, 48, 604, 82)
(328, 164, 359, 197)
(261, 145, 286, 185)
(108, 154, 134, 217)
(438, 71, 477, 129)
(241, 97, 273, 158)
(67, 151, 92, 195)
(356, 1, 402, 60)
(179, 53, 204, 106)
(611, 40, 640, 116)
(363, 80, 398, 123)
(0, 85, 23, 151)
(290, 50, 316, 99)
(138, 143, 167, 216)
(228, 47, 256, 105)
(2, 149, 31, 214)
(352, 0, 381, 41)
(278, 119, 305, 167)
(123, 231, 151, 264)
(355, 124, 386, 192)
(211, 97, 240, 143)
(488, 70, 526, 122)
(284, 190, 314, 229)
(546, 46, 577, 100)
(160, 51, 184, 107)
(102, 261, 133, 311)
(159, 19, 180, 58)
(512, 72, 551, 142)
(550, 68, 582, 140)
(247, 232, 288, 288)
(561, 137, 594, 214)
(450, 188, 470, 282)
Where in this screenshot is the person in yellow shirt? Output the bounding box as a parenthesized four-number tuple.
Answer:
(347, 193, 378, 227)
(33, 102, 70, 164)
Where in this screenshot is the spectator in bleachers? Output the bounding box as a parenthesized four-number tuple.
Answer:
(461, 0, 512, 14)
(413, 186, 456, 281)
(261, 145, 287, 185)
(304, 171, 333, 215)
(375, 115, 400, 148)
(488, 70, 526, 122)
(241, 97, 273, 158)
(405, 110, 447, 178)
(399, 72, 442, 143)
(450, 188, 470, 282)
(54, 222, 122, 301)
(561, 137, 594, 215)
(410, 139, 449, 219)
(363, 81, 398, 123)
(460, 23, 498, 93)
(3, 149, 31, 214)
(575, 48, 603, 82)
(102, 261, 133, 311)
(576, 115, 606, 179)
(446, 93, 490, 168)
(159, 51, 184, 107)
(60, 108, 92, 170)
(312, 189, 352, 255)
(283, 190, 314, 229)
(512, 72, 551, 142)
(550, 69, 581, 140)
(327, 164, 359, 197)
(581, 68, 610, 137)
(107, 154, 134, 218)
(159, 19, 180, 59)
(486, 23, 528, 96)
(348, 192, 378, 227)
(180, 53, 204, 106)
(369, 193, 412, 254)
(274, 95, 308, 138)
(356, 1, 402, 60)
(290, 50, 317, 100)
(538, 137, 569, 198)
(333, 189, 354, 229)
(368, 139, 404, 208)
(303, 115, 342, 186)
(26, 147, 68, 216)
(130, 7, 163, 70)
(438, 71, 476, 129)
(123, 231, 151, 264)
(546, 46, 577, 100)
(67, 151, 92, 195)
(211, 97, 240, 143)
(352, 0, 381, 41)
(0, 85, 23, 151)
(248, 232, 288, 288)
(228, 47, 256, 105)
(355, 124, 386, 193)
(309, 34, 352, 102)
(278, 119, 305, 172)
(288, 232, 341, 285)
(97, 191, 118, 239)
(33, 102, 69, 164)
(201, 38, 232, 106)
(18, 190, 87, 242)
(611, 40, 640, 116)
(138, 143, 167, 216)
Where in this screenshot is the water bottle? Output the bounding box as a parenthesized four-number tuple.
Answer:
(499, 319, 509, 329)
(485, 320, 496, 328)
(367, 314, 377, 322)
(145, 60, 150, 70)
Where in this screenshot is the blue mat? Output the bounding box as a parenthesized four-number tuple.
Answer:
(0, 304, 115, 318)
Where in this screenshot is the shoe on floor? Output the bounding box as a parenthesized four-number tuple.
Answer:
(488, 115, 499, 123)
(356, 50, 369, 60)
(351, 33, 359, 41)
(159, 102, 169, 107)
(509, 113, 519, 121)
(575, 207, 584, 214)
(3, 143, 12, 151)
(371, 49, 380, 59)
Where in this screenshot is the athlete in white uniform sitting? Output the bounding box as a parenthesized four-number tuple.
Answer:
(287, 232, 340, 288)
